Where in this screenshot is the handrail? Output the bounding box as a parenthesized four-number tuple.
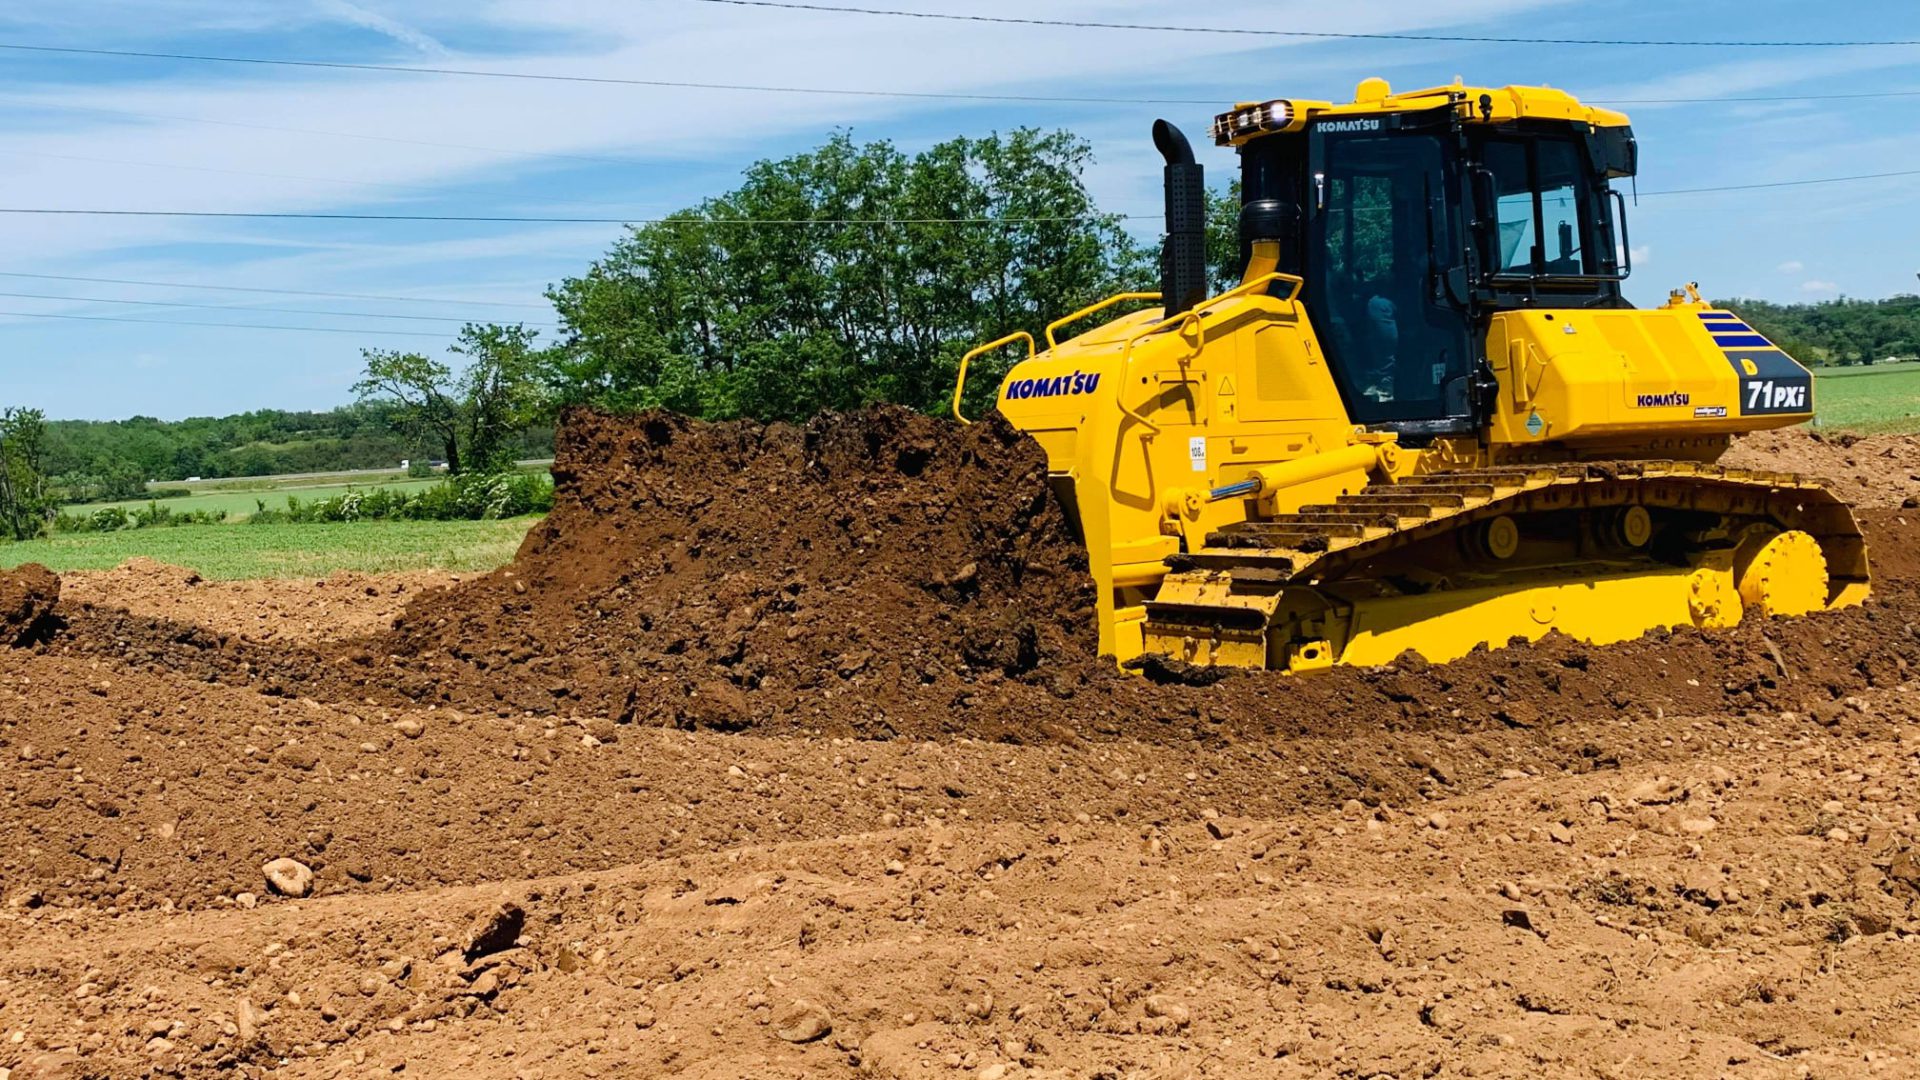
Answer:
(1109, 270, 1306, 436)
(950, 330, 1035, 425)
(1113, 310, 1203, 437)
(1045, 292, 1161, 349)
(1221, 269, 1305, 304)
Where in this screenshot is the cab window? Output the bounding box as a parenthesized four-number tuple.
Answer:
(1483, 138, 1597, 277)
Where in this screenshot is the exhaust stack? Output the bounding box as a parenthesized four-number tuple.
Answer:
(1152, 120, 1207, 318)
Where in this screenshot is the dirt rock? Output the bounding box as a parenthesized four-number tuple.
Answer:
(261, 858, 313, 897)
(772, 999, 832, 1043)
(0, 563, 58, 647)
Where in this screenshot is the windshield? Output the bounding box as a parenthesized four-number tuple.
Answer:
(1483, 137, 1601, 277)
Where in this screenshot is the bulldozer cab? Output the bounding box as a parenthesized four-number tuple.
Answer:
(1239, 93, 1637, 441)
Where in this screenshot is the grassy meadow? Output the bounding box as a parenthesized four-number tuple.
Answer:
(0, 518, 536, 580)
(1812, 362, 1920, 435)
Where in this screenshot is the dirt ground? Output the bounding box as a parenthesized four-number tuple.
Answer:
(5, 417, 1920, 1079)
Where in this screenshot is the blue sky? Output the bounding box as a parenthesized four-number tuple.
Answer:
(1, 0, 1916, 420)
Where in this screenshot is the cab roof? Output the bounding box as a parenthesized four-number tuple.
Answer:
(1216, 78, 1631, 147)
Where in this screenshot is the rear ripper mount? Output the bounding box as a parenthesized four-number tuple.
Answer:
(1142, 462, 1868, 672)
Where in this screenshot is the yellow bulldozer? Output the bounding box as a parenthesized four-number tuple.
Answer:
(953, 78, 1869, 673)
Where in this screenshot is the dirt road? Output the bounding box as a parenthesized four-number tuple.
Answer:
(4, 414, 1919, 1079)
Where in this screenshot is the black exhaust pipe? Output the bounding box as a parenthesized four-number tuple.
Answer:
(1152, 119, 1207, 318)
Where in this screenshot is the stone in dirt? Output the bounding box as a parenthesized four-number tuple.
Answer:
(772, 999, 832, 1043)
(463, 902, 527, 962)
(261, 858, 313, 898)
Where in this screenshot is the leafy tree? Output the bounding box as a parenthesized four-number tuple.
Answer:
(0, 407, 54, 541)
(543, 128, 1152, 421)
(354, 349, 465, 473)
(354, 324, 549, 474)
(454, 323, 548, 472)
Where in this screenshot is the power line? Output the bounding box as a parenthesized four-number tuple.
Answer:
(1639, 168, 1920, 195)
(2, 42, 1910, 115)
(0, 42, 1216, 105)
(0, 208, 1108, 225)
(0, 289, 557, 326)
(0, 308, 459, 336)
(1598, 89, 1920, 104)
(691, 0, 1920, 47)
(5, 162, 1920, 227)
(0, 95, 717, 171)
(0, 271, 552, 309)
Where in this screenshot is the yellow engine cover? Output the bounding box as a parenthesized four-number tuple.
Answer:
(1488, 304, 1813, 451)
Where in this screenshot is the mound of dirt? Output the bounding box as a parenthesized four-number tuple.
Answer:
(1724, 427, 1920, 508)
(0, 563, 58, 647)
(363, 406, 1098, 737)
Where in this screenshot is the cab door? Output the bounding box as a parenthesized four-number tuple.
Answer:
(1304, 117, 1476, 434)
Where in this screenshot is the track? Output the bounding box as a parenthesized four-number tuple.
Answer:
(1145, 462, 1869, 668)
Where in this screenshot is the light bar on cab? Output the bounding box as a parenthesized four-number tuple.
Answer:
(1210, 100, 1294, 145)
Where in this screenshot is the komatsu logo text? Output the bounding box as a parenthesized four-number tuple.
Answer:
(1006, 372, 1101, 400)
(1635, 391, 1691, 408)
(1318, 118, 1382, 132)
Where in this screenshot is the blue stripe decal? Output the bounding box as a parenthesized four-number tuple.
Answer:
(1713, 333, 1774, 348)
(1699, 312, 1742, 321)
(1709, 323, 1756, 334)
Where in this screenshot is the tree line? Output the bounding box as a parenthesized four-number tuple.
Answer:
(1712, 295, 1920, 366)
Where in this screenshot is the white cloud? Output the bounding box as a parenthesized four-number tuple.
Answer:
(1801, 279, 1840, 294)
(1776, 260, 1804, 274)
(1629, 244, 1651, 266)
(1589, 46, 1920, 111)
(314, 0, 449, 56)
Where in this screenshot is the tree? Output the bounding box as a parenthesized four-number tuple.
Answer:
(354, 324, 549, 474)
(354, 349, 464, 473)
(453, 323, 548, 472)
(0, 407, 54, 541)
(542, 128, 1152, 422)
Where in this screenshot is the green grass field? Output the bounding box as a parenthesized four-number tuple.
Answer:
(0, 518, 536, 580)
(1814, 363, 1920, 435)
(65, 478, 445, 520)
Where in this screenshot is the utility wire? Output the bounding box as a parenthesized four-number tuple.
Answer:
(1598, 89, 1920, 104)
(0, 308, 458, 336)
(0, 96, 716, 170)
(0, 271, 552, 309)
(0, 289, 557, 326)
(3, 43, 1912, 113)
(4, 164, 1919, 227)
(1638, 168, 1920, 195)
(690, 0, 1920, 47)
(0, 42, 1217, 105)
(0, 208, 1109, 224)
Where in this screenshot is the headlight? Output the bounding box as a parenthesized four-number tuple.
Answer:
(1210, 100, 1294, 145)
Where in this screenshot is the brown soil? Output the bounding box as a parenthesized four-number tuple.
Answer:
(59, 558, 458, 644)
(1724, 426, 1920, 508)
(6, 410, 1920, 1079)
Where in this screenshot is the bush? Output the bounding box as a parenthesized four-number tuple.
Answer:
(246, 472, 553, 525)
(52, 502, 224, 534)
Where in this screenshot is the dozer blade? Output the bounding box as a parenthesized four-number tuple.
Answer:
(1141, 464, 1869, 672)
